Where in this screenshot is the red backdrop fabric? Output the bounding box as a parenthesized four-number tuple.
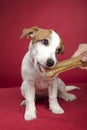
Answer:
(0, 1, 87, 129)
(0, 83, 87, 130)
(0, 0, 87, 87)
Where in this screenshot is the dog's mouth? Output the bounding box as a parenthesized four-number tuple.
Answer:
(38, 63, 47, 73)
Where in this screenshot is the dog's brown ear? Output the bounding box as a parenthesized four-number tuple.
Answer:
(20, 26, 52, 42)
(60, 39, 64, 54)
(20, 26, 39, 39)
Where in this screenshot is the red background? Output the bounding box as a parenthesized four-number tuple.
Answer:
(0, 0, 87, 87)
(0, 1, 87, 129)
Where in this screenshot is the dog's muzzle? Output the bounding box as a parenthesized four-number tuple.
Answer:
(46, 58, 55, 67)
(38, 58, 55, 73)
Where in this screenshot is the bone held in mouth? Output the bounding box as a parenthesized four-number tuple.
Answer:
(46, 54, 87, 79)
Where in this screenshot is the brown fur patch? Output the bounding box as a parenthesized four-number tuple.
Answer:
(20, 26, 52, 43)
(55, 39, 64, 56)
(32, 28, 52, 43)
(59, 39, 64, 54)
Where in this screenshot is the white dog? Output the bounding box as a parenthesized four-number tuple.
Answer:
(20, 26, 79, 120)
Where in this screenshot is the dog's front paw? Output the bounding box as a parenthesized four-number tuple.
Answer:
(50, 105, 64, 114)
(24, 111, 36, 121)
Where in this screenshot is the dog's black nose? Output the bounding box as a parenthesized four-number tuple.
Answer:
(46, 59, 54, 67)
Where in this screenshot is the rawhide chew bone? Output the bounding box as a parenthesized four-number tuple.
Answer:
(46, 54, 87, 79)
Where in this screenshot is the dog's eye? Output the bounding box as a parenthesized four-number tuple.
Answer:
(42, 39, 49, 46)
(56, 48, 62, 55)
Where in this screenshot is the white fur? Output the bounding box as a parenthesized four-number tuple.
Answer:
(21, 30, 79, 120)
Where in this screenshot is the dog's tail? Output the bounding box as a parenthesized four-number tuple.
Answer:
(66, 86, 80, 92)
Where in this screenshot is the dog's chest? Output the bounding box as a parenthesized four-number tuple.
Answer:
(34, 76, 49, 90)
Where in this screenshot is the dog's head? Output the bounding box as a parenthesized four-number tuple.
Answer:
(21, 26, 64, 74)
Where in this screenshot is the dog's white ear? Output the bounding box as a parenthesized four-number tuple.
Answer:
(20, 26, 39, 39)
(60, 39, 64, 54)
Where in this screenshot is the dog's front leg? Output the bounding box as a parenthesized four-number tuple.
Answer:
(21, 81, 36, 120)
(48, 78, 64, 114)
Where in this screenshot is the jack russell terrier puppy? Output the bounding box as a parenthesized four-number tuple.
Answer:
(20, 26, 79, 120)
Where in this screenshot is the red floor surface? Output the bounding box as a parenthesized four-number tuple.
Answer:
(0, 83, 87, 130)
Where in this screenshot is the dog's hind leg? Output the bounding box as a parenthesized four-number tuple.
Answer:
(21, 100, 26, 106)
(58, 78, 77, 102)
